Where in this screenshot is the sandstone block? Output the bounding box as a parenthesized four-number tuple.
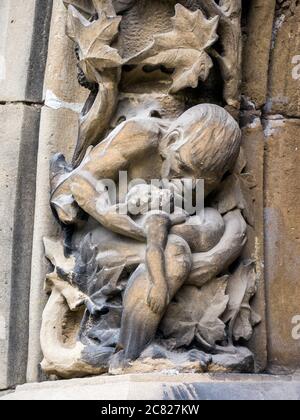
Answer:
(265, 117, 300, 371)
(242, 0, 276, 108)
(241, 116, 267, 371)
(268, 5, 300, 116)
(2, 373, 300, 401)
(43, 0, 88, 107)
(26, 0, 88, 383)
(0, 0, 52, 103)
(0, 104, 41, 389)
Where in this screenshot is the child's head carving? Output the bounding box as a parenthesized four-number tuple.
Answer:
(160, 104, 241, 194)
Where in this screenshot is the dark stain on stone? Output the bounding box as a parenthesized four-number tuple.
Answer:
(25, 0, 53, 102)
(6, 0, 53, 388)
(7, 106, 41, 387)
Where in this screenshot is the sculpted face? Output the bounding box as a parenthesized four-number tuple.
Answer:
(160, 104, 241, 194)
(50, 104, 240, 222)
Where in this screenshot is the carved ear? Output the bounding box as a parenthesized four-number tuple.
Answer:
(160, 130, 180, 157)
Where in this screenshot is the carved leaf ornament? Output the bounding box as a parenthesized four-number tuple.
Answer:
(223, 261, 261, 343)
(161, 277, 229, 348)
(66, 4, 122, 83)
(161, 263, 261, 350)
(127, 4, 219, 93)
(66, 2, 219, 91)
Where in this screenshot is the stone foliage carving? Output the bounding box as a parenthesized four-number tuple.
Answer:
(198, 0, 242, 109)
(41, 0, 260, 379)
(127, 5, 219, 93)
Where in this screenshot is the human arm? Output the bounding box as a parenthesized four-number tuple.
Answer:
(70, 177, 146, 242)
(145, 213, 171, 314)
(169, 208, 189, 226)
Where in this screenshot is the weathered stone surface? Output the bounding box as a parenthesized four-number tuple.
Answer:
(242, 0, 276, 108)
(26, 0, 88, 383)
(268, 4, 300, 117)
(240, 116, 267, 372)
(0, 0, 52, 102)
(26, 107, 80, 383)
(265, 117, 300, 372)
(34, 0, 262, 380)
(0, 104, 41, 389)
(44, 0, 88, 107)
(2, 373, 300, 401)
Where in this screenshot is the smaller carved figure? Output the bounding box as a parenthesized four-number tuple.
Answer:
(112, 184, 190, 361)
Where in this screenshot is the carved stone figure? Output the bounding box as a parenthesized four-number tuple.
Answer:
(41, 0, 260, 379)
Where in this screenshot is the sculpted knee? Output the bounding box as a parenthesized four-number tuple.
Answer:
(165, 235, 192, 294)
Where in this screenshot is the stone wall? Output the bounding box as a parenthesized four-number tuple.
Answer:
(26, 0, 88, 383)
(265, 1, 300, 373)
(0, 0, 53, 389)
(243, 0, 300, 373)
(0, 0, 300, 392)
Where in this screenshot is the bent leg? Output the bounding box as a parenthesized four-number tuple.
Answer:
(118, 236, 192, 361)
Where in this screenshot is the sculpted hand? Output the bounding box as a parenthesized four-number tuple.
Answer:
(147, 282, 169, 315)
(70, 177, 96, 212)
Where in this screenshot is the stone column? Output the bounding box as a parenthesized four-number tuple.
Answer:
(240, 0, 277, 372)
(264, 2, 300, 372)
(0, 0, 52, 390)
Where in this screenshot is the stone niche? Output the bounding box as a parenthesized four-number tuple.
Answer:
(3, 0, 300, 400)
(36, 0, 268, 380)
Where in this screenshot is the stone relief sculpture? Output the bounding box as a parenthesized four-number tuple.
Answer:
(41, 0, 261, 378)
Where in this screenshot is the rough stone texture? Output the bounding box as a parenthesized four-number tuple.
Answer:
(43, 0, 88, 108)
(26, 2, 88, 384)
(268, 4, 300, 117)
(2, 373, 300, 401)
(241, 117, 267, 372)
(6, 0, 252, 381)
(0, 104, 41, 390)
(0, 0, 53, 388)
(242, 0, 276, 108)
(0, 0, 52, 103)
(26, 107, 81, 383)
(265, 117, 300, 372)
